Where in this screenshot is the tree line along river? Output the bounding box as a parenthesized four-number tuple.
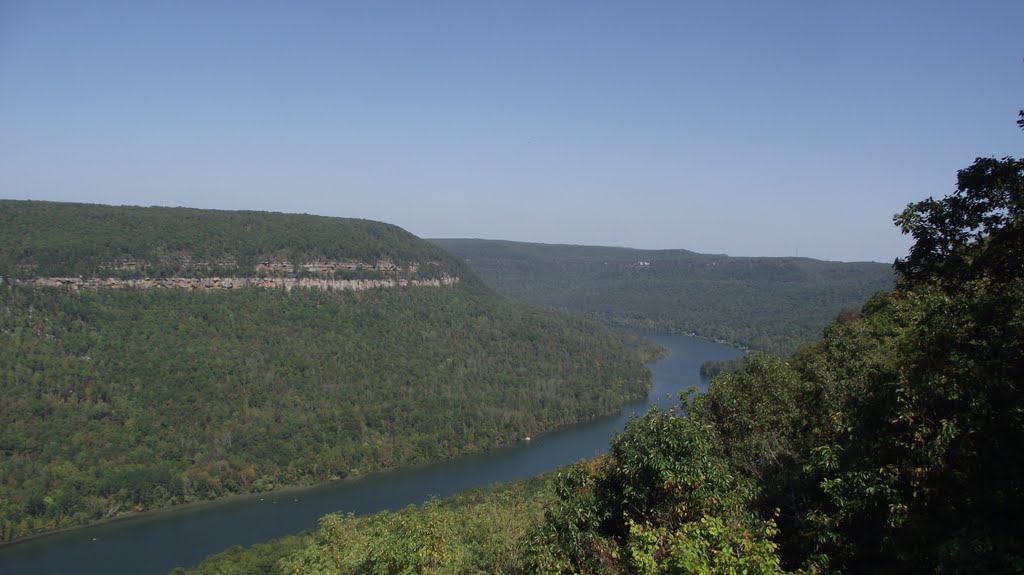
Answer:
(0, 333, 742, 575)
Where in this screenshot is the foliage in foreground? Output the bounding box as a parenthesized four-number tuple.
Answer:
(177, 477, 552, 575)
(529, 407, 787, 575)
(171, 534, 313, 575)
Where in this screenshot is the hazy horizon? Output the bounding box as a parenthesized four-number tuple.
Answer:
(2, 1, 1021, 263)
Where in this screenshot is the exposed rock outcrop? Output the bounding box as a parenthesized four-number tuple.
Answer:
(9, 275, 459, 292)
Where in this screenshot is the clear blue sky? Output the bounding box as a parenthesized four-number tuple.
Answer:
(1, 1, 1021, 262)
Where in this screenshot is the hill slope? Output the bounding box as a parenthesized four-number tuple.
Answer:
(0, 201, 655, 542)
(431, 239, 893, 354)
(0, 200, 456, 280)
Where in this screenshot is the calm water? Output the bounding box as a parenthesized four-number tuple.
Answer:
(0, 334, 741, 575)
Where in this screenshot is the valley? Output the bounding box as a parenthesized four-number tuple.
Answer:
(431, 239, 893, 355)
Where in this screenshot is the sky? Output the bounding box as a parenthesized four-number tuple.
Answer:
(1, 1, 1021, 262)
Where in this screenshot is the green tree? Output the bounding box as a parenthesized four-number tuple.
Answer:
(797, 111, 1024, 574)
(894, 112, 1023, 287)
(529, 404, 787, 575)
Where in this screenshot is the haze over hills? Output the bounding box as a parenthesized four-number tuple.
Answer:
(0, 200, 656, 542)
(431, 239, 894, 355)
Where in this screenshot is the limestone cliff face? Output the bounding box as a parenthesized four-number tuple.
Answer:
(253, 259, 409, 275)
(98, 257, 427, 277)
(9, 274, 458, 292)
(6, 258, 459, 292)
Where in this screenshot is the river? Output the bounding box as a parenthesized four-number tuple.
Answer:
(0, 334, 742, 574)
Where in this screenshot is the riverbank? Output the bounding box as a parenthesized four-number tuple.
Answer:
(0, 361, 660, 549)
(0, 478, 332, 551)
(0, 334, 741, 575)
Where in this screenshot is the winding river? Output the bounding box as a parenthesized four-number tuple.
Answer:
(0, 334, 742, 575)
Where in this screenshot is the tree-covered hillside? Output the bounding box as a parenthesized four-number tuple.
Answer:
(176, 475, 554, 575)
(431, 239, 893, 355)
(0, 202, 657, 542)
(0, 200, 461, 279)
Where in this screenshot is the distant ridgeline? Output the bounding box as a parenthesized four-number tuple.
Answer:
(0, 200, 656, 542)
(432, 239, 894, 355)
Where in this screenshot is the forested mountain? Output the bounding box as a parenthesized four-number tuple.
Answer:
(180, 114, 1022, 574)
(0, 201, 657, 542)
(0, 200, 458, 280)
(431, 239, 893, 355)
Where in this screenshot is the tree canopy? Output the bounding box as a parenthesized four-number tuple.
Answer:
(894, 153, 1023, 286)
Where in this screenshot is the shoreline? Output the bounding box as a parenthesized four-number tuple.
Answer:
(618, 323, 752, 355)
(0, 479, 325, 550)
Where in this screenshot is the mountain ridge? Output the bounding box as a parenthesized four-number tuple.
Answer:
(432, 237, 892, 264)
(431, 237, 893, 355)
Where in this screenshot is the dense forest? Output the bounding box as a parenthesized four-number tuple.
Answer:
(180, 114, 1022, 574)
(431, 239, 892, 355)
(0, 203, 659, 542)
(0, 200, 461, 280)
(175, 476, 553, 575)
